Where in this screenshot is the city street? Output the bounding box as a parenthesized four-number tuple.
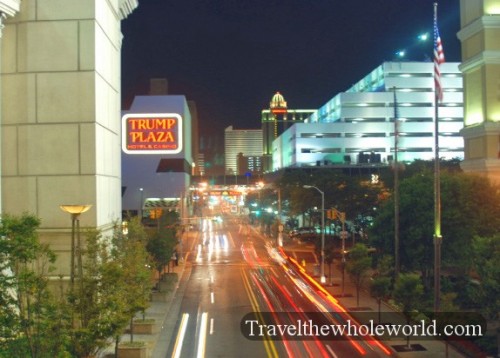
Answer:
(156, 214, 392, 357)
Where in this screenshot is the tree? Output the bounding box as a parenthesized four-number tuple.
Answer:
(64, 221, 154, 357)
(370, 169, 500, 291)
(275, 168, 386, 229)
(345, 243, 372, 307)
(146, 211, 179, 286)
(370, 276, 391, 324)
(112, 218, 154, 344)
(393, 273, 424, 348)
(0, 214, 155, 358)
(472, 234, 500, 320)
(0, 213, 70, 358)
(70, 229, 130, 358)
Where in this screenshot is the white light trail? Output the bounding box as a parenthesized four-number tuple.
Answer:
(197, 312, 209, 358)
(172, 313, 189, 358)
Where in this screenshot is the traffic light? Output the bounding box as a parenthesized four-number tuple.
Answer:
(149, 208, 162, 219)
(329, 208, 345, 222)
(326, 209, 333, 219)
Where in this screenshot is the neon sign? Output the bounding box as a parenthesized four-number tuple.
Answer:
(122, 113, 183, 154)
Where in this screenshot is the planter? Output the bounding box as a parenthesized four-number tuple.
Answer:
(132, 319, 157, 334)
(151, 291, 170, 302)
(117, 342, 147, 358)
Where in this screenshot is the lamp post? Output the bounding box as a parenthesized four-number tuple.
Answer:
(257, 181, 264, 233)
(277, 187, 283, 247)
(60, 205, 92, 290)
(139, 188, 144, 220)
(334, 209, 347, 297)
(303, 185, 326, 284)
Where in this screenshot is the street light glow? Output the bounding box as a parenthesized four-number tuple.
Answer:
(417, 33, 429, 41)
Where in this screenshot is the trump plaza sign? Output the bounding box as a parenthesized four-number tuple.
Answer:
(122, 113, 183, 154)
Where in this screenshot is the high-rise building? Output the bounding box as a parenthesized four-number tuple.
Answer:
(121, 94, 193, 217)
(261, 92, 316, 171)
(458, 0, 500, 183)
(273, 62, 464, 169)
(237, 153, 264, 176)
(224, 126, 262, 175)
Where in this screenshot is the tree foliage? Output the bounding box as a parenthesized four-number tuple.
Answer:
(70, 229, 130, 357)
(370, 169, 500, 285)
(0, 213, 155, 357)
(112, 218, 154, 343)
(69, 221, 154, 356)
(0, 213, 69, 358)
(275, 168, 385, 233)
(146, 211, 179, 281)
(472, 234, 500, 320)
(370, 276, 391, 324)
(345, 243, 372, 307)
(393, 272, 424, 347)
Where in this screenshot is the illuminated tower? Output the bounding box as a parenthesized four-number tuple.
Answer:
(261, 92, 315, 171)
(263, 92, 287, 156)
(458, 0, 500, 183)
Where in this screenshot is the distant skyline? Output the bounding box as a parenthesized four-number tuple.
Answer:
(121, 0, 461, 142)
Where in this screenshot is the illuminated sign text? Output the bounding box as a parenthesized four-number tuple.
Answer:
(122, 113, 183, 154)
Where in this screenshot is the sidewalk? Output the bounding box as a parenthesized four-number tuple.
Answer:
(99, 230, 196, 358)
(282, 241, 470, 358)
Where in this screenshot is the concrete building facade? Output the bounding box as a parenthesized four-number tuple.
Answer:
(261, 92, 316, 171)
(272, 62, 464, 169)
(458, 0, 500, 183)
(1, 0, 138, 276)
(224, 125, 262, 175)
(121, 95, 193, 216)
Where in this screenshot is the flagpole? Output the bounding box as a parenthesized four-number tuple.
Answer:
(433, 2, 442, 313)
(393, 87, 400, 277)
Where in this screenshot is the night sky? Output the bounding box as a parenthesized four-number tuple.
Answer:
(121, 0, 461, 146)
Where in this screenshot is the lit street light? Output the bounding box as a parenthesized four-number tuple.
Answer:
(417, 32, 429, 41)
(139, 188, 144, 220)
(59, 205, 92, 290)
(303, 185, 326, 284)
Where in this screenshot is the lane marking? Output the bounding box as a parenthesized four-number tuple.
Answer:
(172, 313, 189, 358)
(210, 317, 214, 335)
(241, 269, 279, 358)
(227, 231, 236, 248)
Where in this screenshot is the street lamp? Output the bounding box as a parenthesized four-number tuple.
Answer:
(303, 185, 326, 284)
(139, 188, 144, 220)
(257, 181, 265, 233)
(59, 205, 92, 289)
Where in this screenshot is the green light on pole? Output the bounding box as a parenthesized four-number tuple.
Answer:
(417, 33, 429, 41)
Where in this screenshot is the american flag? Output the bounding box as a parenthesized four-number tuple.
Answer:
(434, 5, 445, 102)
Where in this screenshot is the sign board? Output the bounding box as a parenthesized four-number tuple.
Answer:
(122, 113, 182, 154)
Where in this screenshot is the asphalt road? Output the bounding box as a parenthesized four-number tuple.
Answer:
(159, 215, 392, 358)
